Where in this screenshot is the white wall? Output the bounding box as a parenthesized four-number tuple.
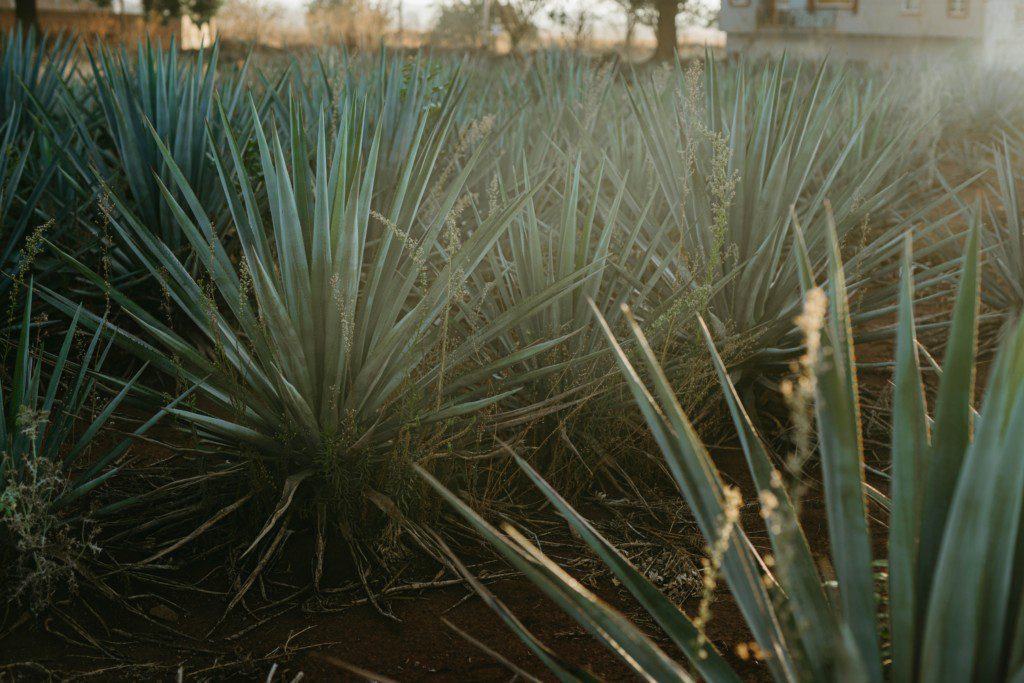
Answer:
(726, 31, 984, 62)
(983, 0, 1024, 64)
(720, 0, 988, 38)
(837, 0, 984, 39)
(719, 0, 758, 33)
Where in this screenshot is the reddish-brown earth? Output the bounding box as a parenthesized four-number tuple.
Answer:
(0, 557, 765, 681)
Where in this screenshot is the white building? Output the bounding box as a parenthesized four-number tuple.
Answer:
(719, 0, 1024, 65)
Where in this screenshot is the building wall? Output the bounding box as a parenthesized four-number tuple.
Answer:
(836, 0, 984, 39)
(726, 30, 983, 63)
(720, 0, 1024, 63)
(719, 1, 759, 33)
(984, 0, 1024, 63)
(720, 0, 988, 39)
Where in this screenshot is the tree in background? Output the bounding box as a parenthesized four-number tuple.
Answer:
(217, 0, 284, 43)
(15, 0, 40, 32)
(306, 0, 391, 48)
(145, 0, 223, 23)
(617, 0, 711, 61)
(15, 0, 116, 32)
(651, 0, 680, 61)
(495, 0, 546, 50)
(610, 0, 642, 52)
(431, 0, 500, 48)
(432, 0, 544, 52)
(548, 4, 594, 51)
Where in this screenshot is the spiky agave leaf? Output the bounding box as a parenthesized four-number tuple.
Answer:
(0, 29, 76, 132)
(268, 49, 468, 188)
(459, 155, 635, 485)
(66, 37, 255, 286)
(625, 55, 928, 379)
(1, 282, 182, 608)
(40, 84, 587, 575)
(977, 135, 1024, 314)
(418, 463, 696, 683)
(425, 207, 1024, 681)
(0, 30, 83, 298)
(0, 110, 60, 298)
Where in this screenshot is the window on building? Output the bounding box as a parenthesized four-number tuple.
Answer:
(901, 0, 921, 14)
(948, 0, 968, 17)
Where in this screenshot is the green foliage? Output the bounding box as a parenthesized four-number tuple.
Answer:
(0, 30, 78, 299)
(427, 216, 1024, 681)
(0, 29, 75, 131)
(6, 32, 1024, 657)
(71, 39, 251, 282)
(0, 114, 50, 298)
(431, 0, 498, 47)
(1, 283, 174, 611)
(41, 77, 586, 574)
(627, 57, 928, 379)
(980, 136, 1024, 313)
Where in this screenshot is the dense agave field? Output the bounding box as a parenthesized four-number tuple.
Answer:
(2, 29, 1024, 681)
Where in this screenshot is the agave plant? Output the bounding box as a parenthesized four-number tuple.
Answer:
(458, 157, 624, 482)
(268, 50, 465, 182)
(976, 135, 1024, 314)
(41, 84, 586, 591)
(371, 57, 717, 494)
(928, 134, 1024, 320)
(1, 283, 177, 610)
(71, 38, 252, 275)
(623, 56, 934, 380)
(0, 112, 55, 298)
(0, 29, 76, 133)
(930, 59, 1024, 155)
(468, 149, 742, 492)
(425, 211, 1024, 681)
(0, 32, 81, 298)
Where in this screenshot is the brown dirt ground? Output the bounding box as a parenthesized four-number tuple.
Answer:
(0, 424, 768, 682)
(0, 550, 767, 682)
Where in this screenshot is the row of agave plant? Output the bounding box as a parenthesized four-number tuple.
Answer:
(430, 220, 1024, 682)
(0, 29, 1023, 677)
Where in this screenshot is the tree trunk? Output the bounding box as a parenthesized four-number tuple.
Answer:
(651, 0, 678, 61)
(15, 0, 40, 34)
(624, 11, 635, 53)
